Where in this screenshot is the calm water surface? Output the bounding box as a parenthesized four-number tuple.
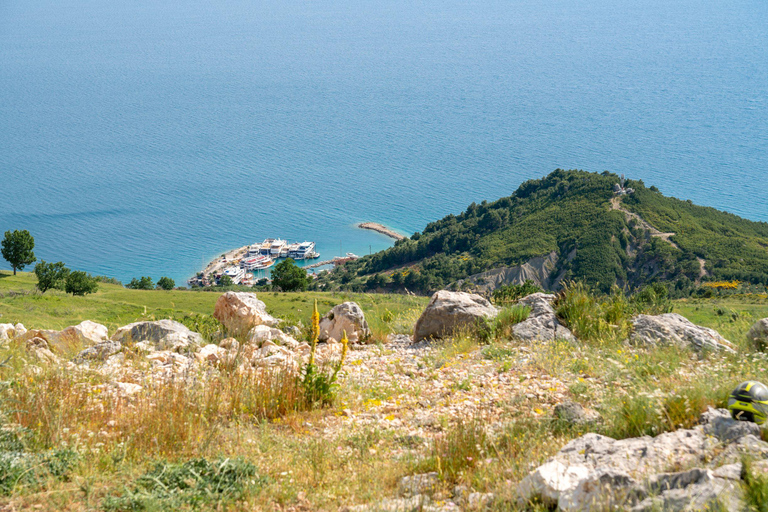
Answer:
(1, 0, 766, 284)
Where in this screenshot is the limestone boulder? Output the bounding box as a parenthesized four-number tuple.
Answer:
(631, 313, 735, 353)
(319, 302, 371, 344)
(512, 293, 575, 342)
(413, 291, 498, 343)
(213, 292, 278, 336)
(111, 319, 203, 353)
(748, 318, 768, 350)
(195, 344, 227, 365)
(73, 340, 122, 363)
(16, 321, 109, 353)
(25, 337, 60, 365)
(518, 408, 756, 511)
(64, 320, 109, 345)
(247, 325, 300, 348)
(0, 324, 16, 342)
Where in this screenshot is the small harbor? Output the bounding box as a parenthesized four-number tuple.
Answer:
(188, 238, 322, 287)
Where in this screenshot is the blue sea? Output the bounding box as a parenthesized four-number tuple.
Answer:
(1, 0, 766, 285)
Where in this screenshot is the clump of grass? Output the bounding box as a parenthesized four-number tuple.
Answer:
(742, 458, 768, 512)
(415, 418, 488, 483)
(556, 282, 632, 343)
(101, 457, 264, 511)
(4, 363, 312, 460)
(171, 312, 226, 344)
(601, 378, 730, 439)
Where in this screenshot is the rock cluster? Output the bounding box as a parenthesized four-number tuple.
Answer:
(630, 313, 736, 352)
(518, 408, 758, 511)
(213, 291, 278, 336)
(512, 293, 575, 342)
(319, 302, 371, 343)
(413, 291, 498, 342)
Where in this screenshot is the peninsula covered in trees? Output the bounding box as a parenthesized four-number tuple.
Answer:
(316, 170, 768, 296)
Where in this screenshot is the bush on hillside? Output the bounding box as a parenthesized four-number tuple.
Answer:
(127, 276, 154, 290)
(33, 260, 69, 293)
(156, 276, 175, 290)
(65, 271, 98, 296)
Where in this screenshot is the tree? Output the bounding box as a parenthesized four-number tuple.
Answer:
(1, 230, 36, 275)
(219, 274, 233, 287)
(127, 276, 154, 290)
(156, 276, 175, 290)
(34, 260, 70, 293)
(271, 258, 310, 292)
(65, 271, 98, 296)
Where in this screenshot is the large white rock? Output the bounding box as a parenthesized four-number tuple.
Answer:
(0, 324, 16, 342)
(111, 319, 203, 353)
(518, 409, 755, 511)
(195, 344, 227, 365)
(73, 340, 122, 363)
(213, 292, 278, 336)
(631, 313, 735, 353)
(247, 325, 300, 348)
(25, 336, 60, 365)
(15, 321, 109, 353)
(512, 293, 575, 342)
(319, 302, 371, 344)
(64, 320, 109, 345)
(517, 461, 590, 507)
(748, 318, 768, 349)
(413, 291, 498, 342)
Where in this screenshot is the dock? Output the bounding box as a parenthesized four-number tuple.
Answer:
(357, 222, 406, 240)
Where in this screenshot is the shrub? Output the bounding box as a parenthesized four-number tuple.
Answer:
(33, 260, 69, 293)
(127, 276, 154, 290)
(156, 276, 175, 290)
(64, 270, 99, 296)
(102, 458, 264, 511)
(492, 280, 543, 304)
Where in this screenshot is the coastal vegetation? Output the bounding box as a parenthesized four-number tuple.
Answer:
(316, 170, 768, 297)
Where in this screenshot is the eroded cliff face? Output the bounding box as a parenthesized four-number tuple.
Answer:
(454, 251, 561, 293)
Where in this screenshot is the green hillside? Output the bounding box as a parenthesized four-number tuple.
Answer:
(317, 169, 768, 295)
(0, 271, 426, 334)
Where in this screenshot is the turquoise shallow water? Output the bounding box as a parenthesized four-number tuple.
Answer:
(1, 0, 766, 285)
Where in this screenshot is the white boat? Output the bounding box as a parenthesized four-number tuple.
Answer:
(270, 239, 287, 257)
(289, 241, 317, 259)
(240, 255, 274, 271)
(259, 239, 275, 255)
(222, 266, 245, 284)
(247, 244, 261, 258)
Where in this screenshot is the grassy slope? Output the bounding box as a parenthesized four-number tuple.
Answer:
(0, 271, 427, 334)
(3, 271, 768, 509)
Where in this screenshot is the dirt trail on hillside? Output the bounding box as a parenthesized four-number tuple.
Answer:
(610, 196, 708, 280)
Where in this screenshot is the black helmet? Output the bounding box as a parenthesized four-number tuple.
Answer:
(728, 381, 768, 425)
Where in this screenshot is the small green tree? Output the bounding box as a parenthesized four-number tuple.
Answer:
(1, 230, 36, 275)
(34, 260, 70, 293)
(65, 271, 98, 296)
(127, 276, 154, 290)
(156, 276, 175, 290)
(219, 274, 233, 287)
(271, 258, 310, 292)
